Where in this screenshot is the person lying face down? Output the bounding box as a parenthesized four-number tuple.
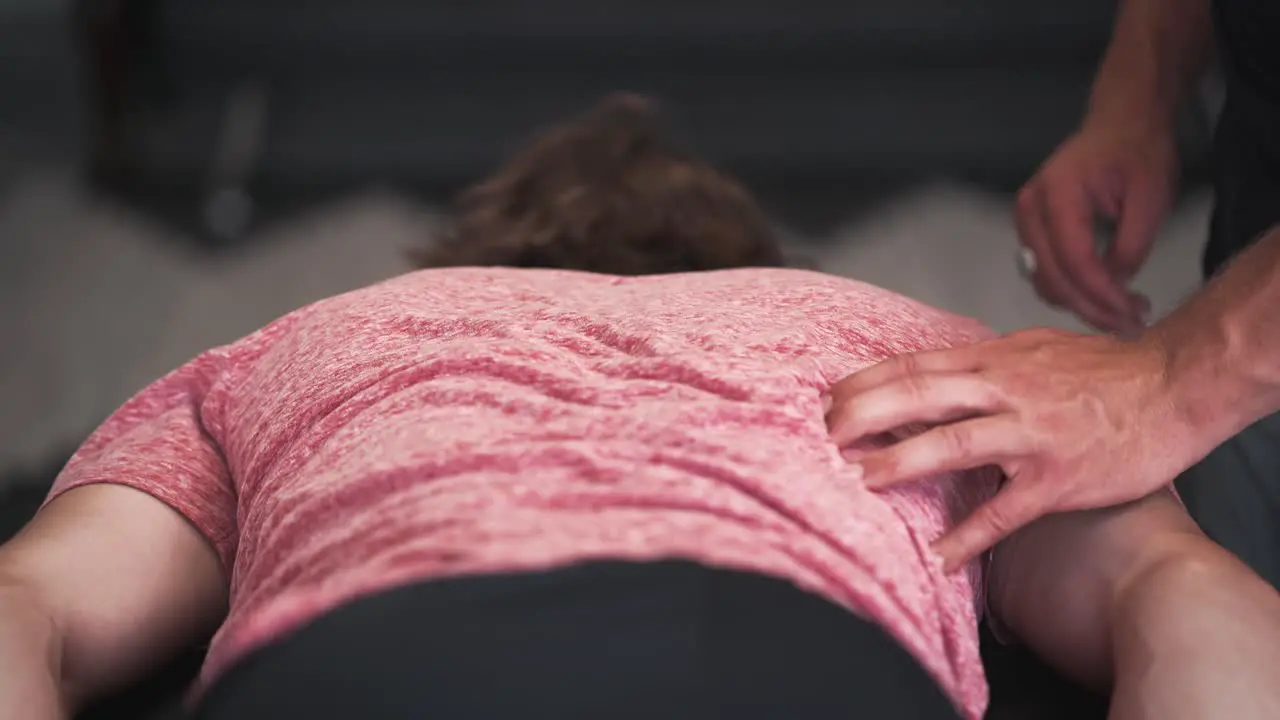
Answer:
(2, 94, 1279, 720)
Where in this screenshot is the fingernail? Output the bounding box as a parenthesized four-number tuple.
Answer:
(820, 392, 833, 415)
(846, 461, 864, 482)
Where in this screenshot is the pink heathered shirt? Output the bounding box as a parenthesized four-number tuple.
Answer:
(47, 267, 1000, 718)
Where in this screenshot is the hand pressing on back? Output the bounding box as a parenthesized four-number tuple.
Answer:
(824, 328, 1203, 571)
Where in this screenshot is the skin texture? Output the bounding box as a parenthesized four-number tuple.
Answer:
(1014, 0, 1214, 333)
(0, 484, 226, 719)
(825, 327, 1197, 571)
(991, 488, 1280, 719)
(0, 582, 64, 719)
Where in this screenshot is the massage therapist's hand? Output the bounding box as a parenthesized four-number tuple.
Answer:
(824, 327, 1199, 571)
(1015, 120, 1178, 333)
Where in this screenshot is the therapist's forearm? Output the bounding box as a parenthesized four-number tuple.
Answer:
(1148, 226, 1280, 453)
(1085, 0, 1215, 135)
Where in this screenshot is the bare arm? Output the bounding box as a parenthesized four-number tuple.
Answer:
(1149, 226, 1280, 459)
(986, 489, 1199, 691)
(1085, 0, 1215, 135)
(0, 584, 64, 718)
(993, 484, 1280, 712)
(989, 490, 1280, 718)
(0, 484, 227, 717)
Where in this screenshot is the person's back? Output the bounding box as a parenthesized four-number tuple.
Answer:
(59, 265, 992, 709)
(32, 95, 995, 719)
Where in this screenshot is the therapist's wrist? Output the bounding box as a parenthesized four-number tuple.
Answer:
(1140, 317, 1257, 465)
(1116, 331, 1221, 476)
(1147, 224, 1280, 456)
(1081, 97, 1178, 146)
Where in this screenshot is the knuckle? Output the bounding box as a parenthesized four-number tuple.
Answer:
(896, 352, 923, 378)
(830, 399, 880, 444)
(981, 499, 1019, 535)
(902, 373, 932, 404)
(980, 382, 1010, 411)
(827, 400, 857, 434)
(1041, 178, 1073, 207)
(1022, 327, 1065, 345)
(965, 371, 999, 397)
(1022, 431, 1051, 459)
(867, 448, 902, 479)
(1028, 341, 1062, 366)
(828, 375, 869, 408)
(940, 425, 973, 460)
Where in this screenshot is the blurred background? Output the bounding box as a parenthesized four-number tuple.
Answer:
(1, 0, 1219, 482)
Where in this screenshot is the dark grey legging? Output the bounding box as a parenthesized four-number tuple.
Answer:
(1176, 412, 1280, 590)
(190, 560, 961, 720)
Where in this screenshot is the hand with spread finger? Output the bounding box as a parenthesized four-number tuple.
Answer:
(824, 327, 1207, 572)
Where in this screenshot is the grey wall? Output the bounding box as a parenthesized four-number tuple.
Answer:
(0, 0, 82, 158)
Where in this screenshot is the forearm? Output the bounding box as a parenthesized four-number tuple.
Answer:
(1085, 0, 1215, 134)
(1107, 531, 1280, 719)
(987, 489, 1198, 693)
(989, 487, 1280, 720)
(0, 584, 68, 720)
(1148, 226, 1280, 455)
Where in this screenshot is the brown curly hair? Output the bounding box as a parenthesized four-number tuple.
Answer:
(411, 93, 787, 275)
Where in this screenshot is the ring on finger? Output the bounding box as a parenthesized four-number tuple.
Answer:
(1015, 246, 1038, 279)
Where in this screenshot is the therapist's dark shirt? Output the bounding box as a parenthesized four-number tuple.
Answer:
(1207, 0, 1280, 276)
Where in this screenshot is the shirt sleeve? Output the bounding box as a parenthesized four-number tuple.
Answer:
(43, 350, 239, 573)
